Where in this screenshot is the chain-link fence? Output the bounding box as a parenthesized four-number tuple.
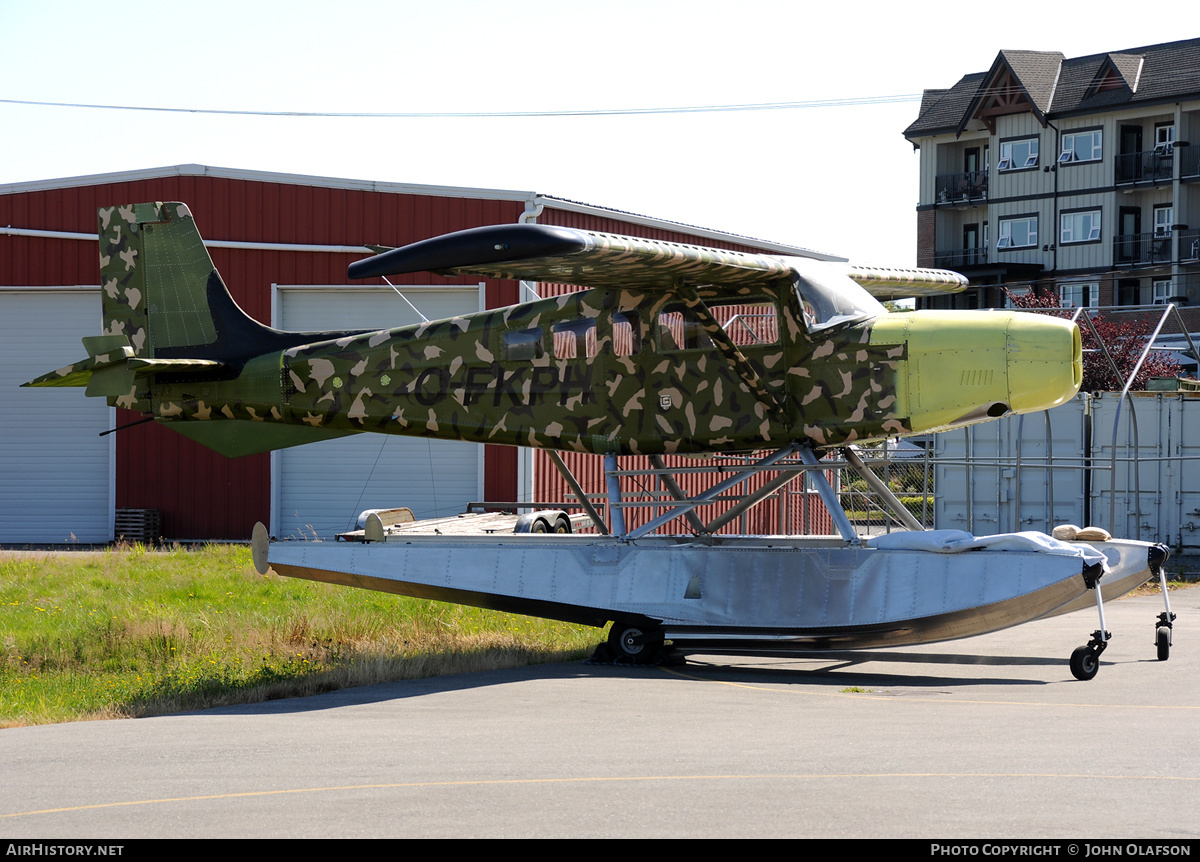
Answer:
(834, 444, 935, 535)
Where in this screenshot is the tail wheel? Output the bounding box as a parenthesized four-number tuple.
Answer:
(1156, 627, 1171, 661)
(1070, 645, 1100, 681)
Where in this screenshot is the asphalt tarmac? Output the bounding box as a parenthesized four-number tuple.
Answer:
(2, 588, 1198, 839)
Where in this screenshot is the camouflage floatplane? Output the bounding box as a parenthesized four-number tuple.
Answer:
(26, 202, 1173, 679)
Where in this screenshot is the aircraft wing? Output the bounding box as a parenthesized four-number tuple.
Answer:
(348, 224, 967, 297)
(846, 265, 968, 299)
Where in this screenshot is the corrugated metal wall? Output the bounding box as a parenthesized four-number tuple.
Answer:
(932, 391, 1200, 549)
(0, 175, 524, 539)
(533, 451, 834, 536)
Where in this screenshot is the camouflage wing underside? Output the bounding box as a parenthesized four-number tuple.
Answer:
(847, 264, 968, 299)
(349, 223, 795, 290)
(349, 223, 968, 299)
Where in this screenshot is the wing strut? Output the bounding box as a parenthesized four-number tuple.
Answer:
(545, 450, 610, 536)
(677, 286, 787, 424)
(840, 446, 925, 533)
(647, 455, 708, 534)
(621, 443, 801, 541)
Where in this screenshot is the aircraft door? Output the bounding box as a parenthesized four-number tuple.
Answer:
(648, 294, 785, 451)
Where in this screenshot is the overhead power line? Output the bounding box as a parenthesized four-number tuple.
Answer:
(0, 94, 923, 118)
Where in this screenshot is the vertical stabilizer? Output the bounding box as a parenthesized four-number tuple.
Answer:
(98, 201, 220, 358)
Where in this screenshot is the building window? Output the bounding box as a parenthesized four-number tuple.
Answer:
(1059, 282, 1099, 308)
(998, 137, 1039, 171)
(1060, 129, 1103, 164)
(997, 216, 1037, 249)
(1153, 279, 1172, 305)
(1060, 210, 1102, 244)
(1004, 287, 1032, 309)
(1118, 278, 1143, 307)
(1154, 205, 1174, 237)
(1155, 124, 1175, 153)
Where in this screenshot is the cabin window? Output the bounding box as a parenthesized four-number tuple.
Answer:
(707, 298, 779, 346)
(657, 304, 713, 351)
(552, 318, 598, 359)
(793, 271, 883, 333)
(612, 311, 642, 356)
(503, 327, 543, 361)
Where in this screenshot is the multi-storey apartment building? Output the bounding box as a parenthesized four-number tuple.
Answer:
(904, 39, 1200, 319)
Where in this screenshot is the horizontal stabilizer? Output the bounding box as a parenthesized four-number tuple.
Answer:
(348, 223, 967, 298)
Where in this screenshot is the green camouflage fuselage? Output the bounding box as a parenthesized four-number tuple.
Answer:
(26, 202, 1082, 459)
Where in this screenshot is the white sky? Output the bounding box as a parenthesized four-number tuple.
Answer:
(0, 0, 1181, 266)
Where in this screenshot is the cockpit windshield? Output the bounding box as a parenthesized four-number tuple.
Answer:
(784, 258, 886, 334)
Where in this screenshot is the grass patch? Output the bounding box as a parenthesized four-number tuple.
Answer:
(0, 544, 596, 727)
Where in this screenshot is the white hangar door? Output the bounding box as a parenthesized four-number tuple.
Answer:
(273, 285, 484, 540)
(0, 288, 114, 544)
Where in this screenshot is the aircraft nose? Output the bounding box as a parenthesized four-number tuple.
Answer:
(871, 310, 1083, 435)
(1005, 313, 1083, 413)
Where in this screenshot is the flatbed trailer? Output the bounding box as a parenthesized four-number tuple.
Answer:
(336, 505, 594, 542)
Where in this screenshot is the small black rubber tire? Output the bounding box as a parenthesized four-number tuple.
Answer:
(1070, 645, 1099, 681)
(531, 518, 550, 533)
(553, 515, 571, 534)
(1156, 627, 1170, 661)
(609, 624, 645, 658)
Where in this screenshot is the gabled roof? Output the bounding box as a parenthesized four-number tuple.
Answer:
(955, 50, 1063, 134)
(905, 37, 1200, 141)
(1097, 53, 1145, 93)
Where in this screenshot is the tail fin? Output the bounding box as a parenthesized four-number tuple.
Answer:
(98, 202, 213, 359)
(25, 202, 367, 456)
(25, 202, 363, 403)
(99, 202, 313, 366)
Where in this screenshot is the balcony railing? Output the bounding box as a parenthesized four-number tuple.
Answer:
(935, 171, 987, 204)
(934, 247, 989, 269)
(1180, 144, 1200, 182)
(1180, 229, 1200, 263)
(1115, 149, 1174, 185)
(1114, 231, 1173, 266)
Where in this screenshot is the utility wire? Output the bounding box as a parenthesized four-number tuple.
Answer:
(0, 94, 923, 118)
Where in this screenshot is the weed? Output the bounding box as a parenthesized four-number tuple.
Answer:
(0, 545, 593, 727)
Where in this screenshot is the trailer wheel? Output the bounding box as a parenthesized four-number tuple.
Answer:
(530, 517, 550, 533)
(554, 515, 571, 534)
